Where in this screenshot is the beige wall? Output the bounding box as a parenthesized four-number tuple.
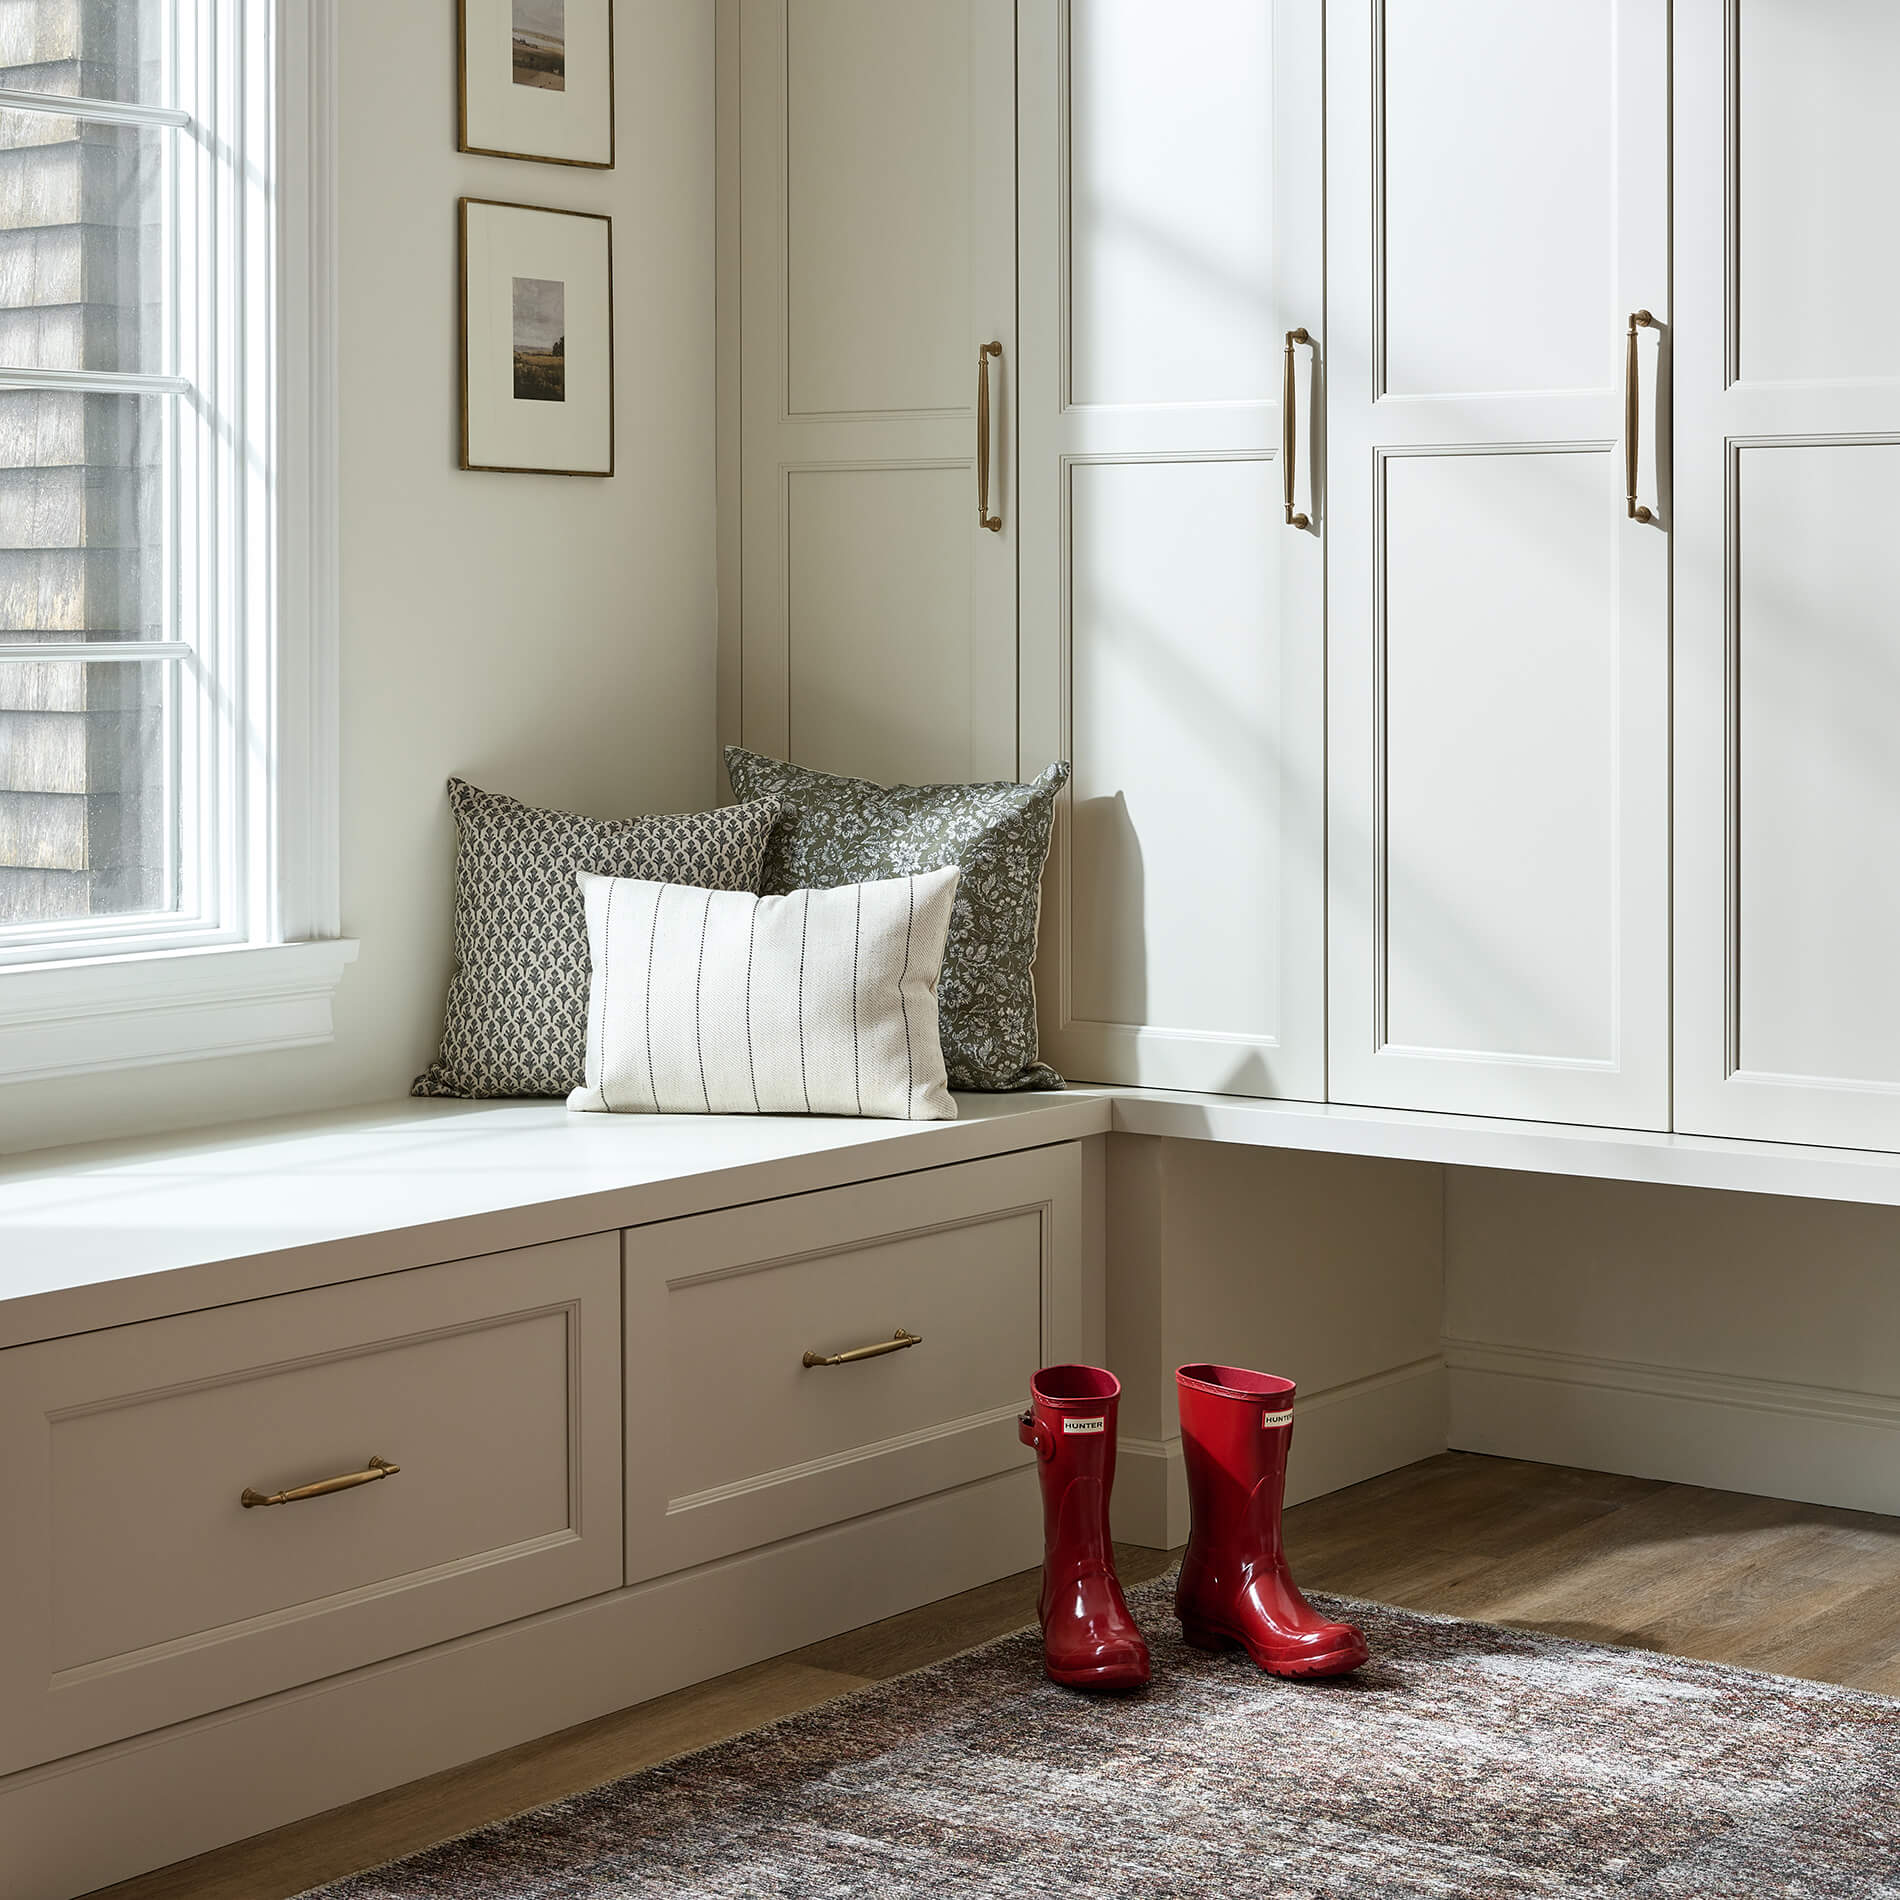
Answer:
(0, 2, 717, 1156)
(1444, 1169, 1900, 1512)
(1103, 1138, 1900, 1532)
(1106, 1135, 1447, 1544)
(1446, 1170, 1900, 1390)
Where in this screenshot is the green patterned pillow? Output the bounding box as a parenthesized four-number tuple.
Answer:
(724, 748, 1067, 1092)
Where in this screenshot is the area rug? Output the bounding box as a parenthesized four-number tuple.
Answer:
(306, 1575, 1900, 1899)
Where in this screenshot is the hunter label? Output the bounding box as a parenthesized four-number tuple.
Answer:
(1063, 1416, 1106, 1434)
(1262, 1408, 1294, 1429)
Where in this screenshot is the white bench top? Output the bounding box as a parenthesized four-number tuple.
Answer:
(8, 1082, 1900, 1351)
(0, 1093, 1110, 1349)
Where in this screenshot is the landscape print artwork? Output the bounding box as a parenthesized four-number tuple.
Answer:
(512, 0, 564, 90)
(512, 276, 565, 402)
(462, 198, 611, 474)
(461, 0, 610, 167)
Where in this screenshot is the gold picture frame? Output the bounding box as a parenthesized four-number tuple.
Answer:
(458, 0, 615, 169)
(459, 198, 615, 477)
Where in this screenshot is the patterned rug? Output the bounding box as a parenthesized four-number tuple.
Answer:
(306, 1575, 1900, 1898)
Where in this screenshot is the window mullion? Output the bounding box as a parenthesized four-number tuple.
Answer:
(0, 368, 190, 396)
(0, 88, 188, 130)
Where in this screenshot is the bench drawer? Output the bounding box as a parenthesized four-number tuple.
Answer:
(0, 1234, 621, 1774)
(625, 1145, 1080, 1581)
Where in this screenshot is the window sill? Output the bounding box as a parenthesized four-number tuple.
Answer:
(0, 940, 360, 1086)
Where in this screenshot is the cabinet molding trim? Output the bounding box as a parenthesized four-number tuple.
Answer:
(668, 1401, 1025, 1515)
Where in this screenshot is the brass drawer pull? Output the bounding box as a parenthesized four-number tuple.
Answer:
(802, 1329, 922, 1369)
(241, 1455, 400, 1509)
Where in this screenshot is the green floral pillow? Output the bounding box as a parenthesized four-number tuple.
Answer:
(724, 749, 1068, 1092)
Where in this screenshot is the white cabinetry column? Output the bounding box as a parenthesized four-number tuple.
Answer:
(1018, 0, 1326, 1099)
(1325, 0, 1671, 1129)
(736, 0, 1017, 786)
(1674, 0, 1900, 1149)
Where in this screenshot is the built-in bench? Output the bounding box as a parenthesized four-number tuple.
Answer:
(5, 1086, 1898, 1900)
(10, 1085, 1896, 1351)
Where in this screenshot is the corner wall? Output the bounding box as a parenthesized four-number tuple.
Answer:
(1443, 1169, 1900, 1515)
(1107, 1134, 1448, 1546)
(0, 2, 717, 1156)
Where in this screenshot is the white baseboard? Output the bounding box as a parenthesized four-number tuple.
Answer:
(1, 1469, 1040, 1900)
(1114, 1355, 1447, 1548)
(1447, 1337, 1900, 1515)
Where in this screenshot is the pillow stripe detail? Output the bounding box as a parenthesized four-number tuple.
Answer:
(569, 868, 959, 1122)
(643, 880, 663, 1113)
(694, 887, 713, 1114)
(899, 876, 915, 1118)
(797, 890, 812, 1116)
(743, 902, 760, 1113)
(598, 870, 617, 1114)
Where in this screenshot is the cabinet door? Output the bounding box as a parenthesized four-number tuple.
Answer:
(737, 0, 1016, 785)
(1675, 0, 1900, 1149)
(1326, 0, 1670, 1127)
(1018, 0, 1325, 1097)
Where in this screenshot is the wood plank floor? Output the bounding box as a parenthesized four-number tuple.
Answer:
(91, 1452, 1900, 1900)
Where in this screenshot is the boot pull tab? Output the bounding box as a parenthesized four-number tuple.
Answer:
(1017, 1410, 1055, 1461)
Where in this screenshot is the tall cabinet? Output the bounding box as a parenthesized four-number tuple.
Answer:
(1017, 0, 1326, 1098)
(735, 0, 1017, 787)
(728, 2, 1900, 1156)
(1674, 0, 1900, 1151)
(1325, 0, 1671, 1128)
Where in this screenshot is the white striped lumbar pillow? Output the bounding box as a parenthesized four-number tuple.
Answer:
(567, 866, 960, 1120)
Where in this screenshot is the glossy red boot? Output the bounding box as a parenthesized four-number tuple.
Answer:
(1175, 1363, 1367, 1678)
(1017, 1365, 1151, 1691)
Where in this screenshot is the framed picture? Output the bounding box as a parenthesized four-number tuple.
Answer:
(459, 0, 614, 168)
(460, 199, 614, 477)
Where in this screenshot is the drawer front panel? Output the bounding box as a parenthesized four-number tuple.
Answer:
(626, 1145, 1081, 1581)
(0, 1234, 621, 1774)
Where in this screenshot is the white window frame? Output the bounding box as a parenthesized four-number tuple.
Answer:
(0, 0, 353, 1086)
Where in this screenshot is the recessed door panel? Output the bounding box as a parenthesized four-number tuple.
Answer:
(1677, 0, 1900, 1147)
(1067, 0, 1274, 407)
(1328, 0, 1669, 1126)
(1020, 1, 1326, 1098)
(1738, 0, 1900, 385)
(1383, 0, 1613, 398)
(1067, 456, 1282, 1044)
(786, 466, 976, 784)
(740, 0, 1016, 783)
(1735, 444, 1900, 1087)
(1382, 450, 1617, 1064)
(785, 1, 972, 416)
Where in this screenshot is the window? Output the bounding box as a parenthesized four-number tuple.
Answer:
(0, 1, 350, 1083)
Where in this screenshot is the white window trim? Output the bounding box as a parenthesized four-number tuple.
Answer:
(0, 0, 353, 1087)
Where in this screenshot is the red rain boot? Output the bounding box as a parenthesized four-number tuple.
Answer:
(1017, 1364, 1151, 1691)
(1175, 1362, 1367, 1678)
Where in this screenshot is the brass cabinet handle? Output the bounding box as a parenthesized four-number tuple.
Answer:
(1625, 309, 1657, 523)
(976, 341, 1002, 532)
(241, 1455, 400, 1509)
(803, 1328, 922, 1369)
(1283, 327, 1313, 529)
